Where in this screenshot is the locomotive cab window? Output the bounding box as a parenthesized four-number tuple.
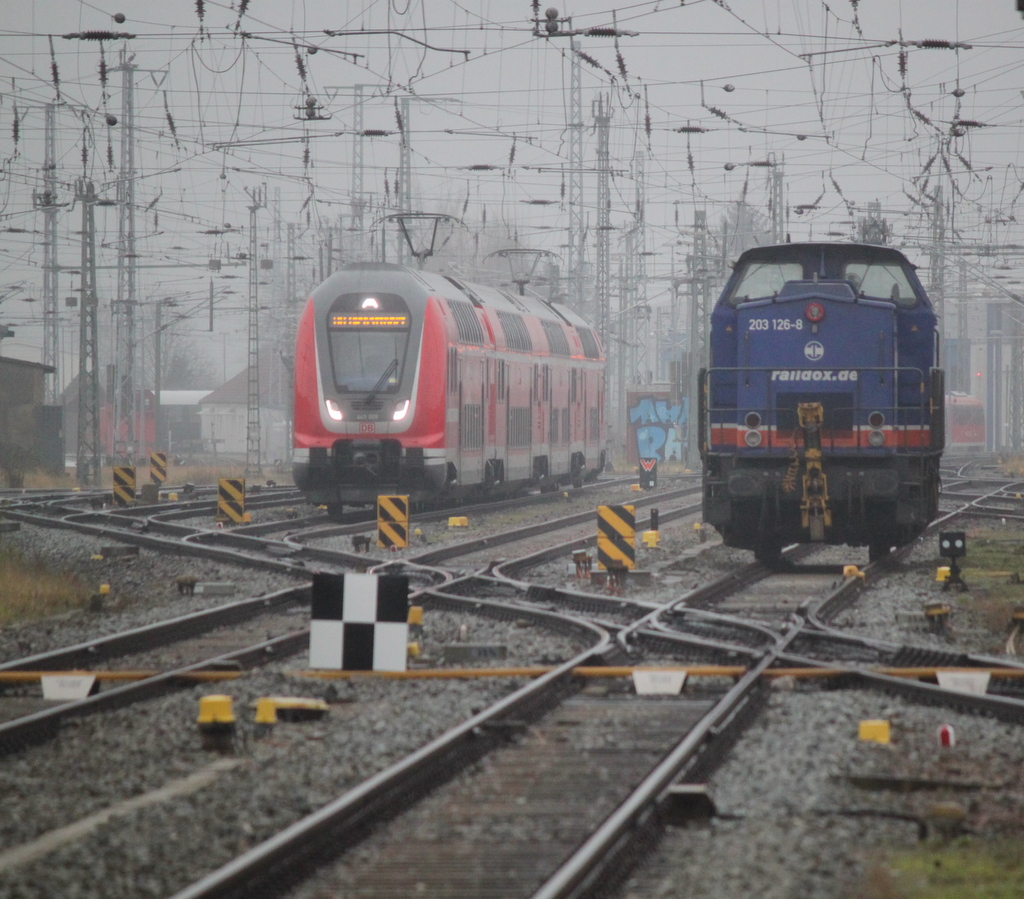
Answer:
(727, 262, 803, 305)
(843, 262, 917, 307)
(327, 293, 411, 393)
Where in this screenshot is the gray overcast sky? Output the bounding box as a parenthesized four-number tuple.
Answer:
(1, 1, 1022, 375)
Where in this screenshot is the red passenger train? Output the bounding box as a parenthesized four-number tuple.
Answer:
(945, 393, 985, 453)
(293, 263, 606, 517)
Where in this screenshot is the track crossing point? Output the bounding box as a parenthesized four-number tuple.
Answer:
(597, 504, 636, 571)
(150, 451, 167, 485)
(112, 466, 136, 507)
(377, 494, 409, 549)
(217, 478, 246, 524)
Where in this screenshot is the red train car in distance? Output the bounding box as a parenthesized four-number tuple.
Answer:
(945, 393, 985, 452)
(293, 262, 606, 517)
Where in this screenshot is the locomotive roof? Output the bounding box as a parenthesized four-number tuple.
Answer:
(731, 242, 914, 268)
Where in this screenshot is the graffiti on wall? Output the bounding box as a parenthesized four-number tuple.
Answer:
(627, 395, 688, 463)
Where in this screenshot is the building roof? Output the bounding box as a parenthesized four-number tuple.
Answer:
(0, 356, 55, 373)
(160, 390, 213, 406)
(199, 349, 290, 409)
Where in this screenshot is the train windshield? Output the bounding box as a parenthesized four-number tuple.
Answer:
(843, 262, 917, 307)
(328, 327, 409, 393)
(727, 262, 803, 305)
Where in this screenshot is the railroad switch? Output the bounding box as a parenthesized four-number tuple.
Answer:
(842, 565, 865, 581)
(605, 562, 628, 596)
(448, 516, 469, 528)
(924, 601, 952, 633)
(659, 784, 717, 826)
(176, 575, 198, 596)
(351, 535, 372, 553)
(641, 530, 660, 548)
(572, 549, 592, 579)
(197, 694, 236, 752)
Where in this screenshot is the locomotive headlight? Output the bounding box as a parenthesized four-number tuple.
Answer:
(868, 411, 885, 428)
(805, 301, 825, 323)
(868, 429, 886, 447)
(744, 411, 761, 429)
(325, 399, 343, 421)
(744, 429, 762, 447)
(392, 399, 410, 421)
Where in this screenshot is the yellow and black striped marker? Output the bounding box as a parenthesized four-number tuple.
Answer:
(377, 494, 409, 549)
(217, 478, 246, 524)
(597, 504, 635, 570)
(150, 451, 167, 485)
(112, 466, 136, 507)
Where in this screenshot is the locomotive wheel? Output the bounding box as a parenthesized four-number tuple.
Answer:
(326, 502, 344, 522)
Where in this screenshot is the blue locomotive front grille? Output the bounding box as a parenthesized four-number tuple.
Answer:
(709, 290, 929, 453)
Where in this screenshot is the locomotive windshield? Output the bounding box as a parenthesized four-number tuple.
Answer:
(843, 261, 917, 307)
(326, 292, 411, 393)
(727, 262, 803, 303)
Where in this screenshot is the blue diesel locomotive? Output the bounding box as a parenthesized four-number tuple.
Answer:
(699, 242, 944, 563)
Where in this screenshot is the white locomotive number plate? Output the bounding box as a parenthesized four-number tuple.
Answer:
(748, 318, 804, 331)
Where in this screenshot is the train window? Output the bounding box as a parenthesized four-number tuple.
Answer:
(447, 347, 458, 394)
(571, 370, 577, 403)
(543, 365, 551, 401)
(533, 364, 539, 402)
(562, 408, 570, 443)
(542, 320, 571, 356)
(844, 262, 917, 307)
(496, 360, 506, 400)
(727, 262, 803, 305)
(550, 408, 559, 444)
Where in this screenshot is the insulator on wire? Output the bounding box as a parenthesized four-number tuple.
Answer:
(616, 49, 628, 81)
(107, 141, 114, 171)
(195, 0, 205, 23)
(99, 45, 107, 88)
(11, 106, 18, 147)
(48, 36, 61, 98)
(295, 50, 307, 82)
(508, 139, 516, 168)
(898, 50, 907, 77)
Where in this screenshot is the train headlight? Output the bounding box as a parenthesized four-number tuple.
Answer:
(325, 399, 343, 421)
(744, 429, 762, 447)
(868, 429, 886, 447)
(805, 301, 825, 323)
(392, 399, 410, 421)
(744, 411, 761, 429)
(868, 411, 885, 428)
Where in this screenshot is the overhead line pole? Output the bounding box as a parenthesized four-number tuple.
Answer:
(34, 103, 60, 405)
(112, 50, 138, 463)
(245, 184, 266, 476)
(76, 180, 101, 487)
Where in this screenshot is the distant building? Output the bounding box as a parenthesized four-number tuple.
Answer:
(198, 350, 291, 463)
(0, 356, 61, 482)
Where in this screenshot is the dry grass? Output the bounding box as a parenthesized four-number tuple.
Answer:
(0, 546, 91, 626)
(999, 455, 1024, 477)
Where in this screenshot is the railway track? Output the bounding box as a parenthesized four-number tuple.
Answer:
(4, 471, 1024, 897)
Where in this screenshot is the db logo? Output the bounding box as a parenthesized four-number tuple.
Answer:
(804, 340, 824, 361)
(359, 422, 376, 433)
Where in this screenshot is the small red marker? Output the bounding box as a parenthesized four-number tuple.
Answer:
(937, 724, 956, 747)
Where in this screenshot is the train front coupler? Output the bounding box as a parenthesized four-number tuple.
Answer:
(797, 402, 832, 542)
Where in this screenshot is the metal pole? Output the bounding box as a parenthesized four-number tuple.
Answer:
(36, 102, 60, 404)
(154, 300, 162, 452)
(568, 38, 584, 314)
(246, 184, 266, 475)
(113, 51, 137, 462)
(76, 180, 101, 486)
